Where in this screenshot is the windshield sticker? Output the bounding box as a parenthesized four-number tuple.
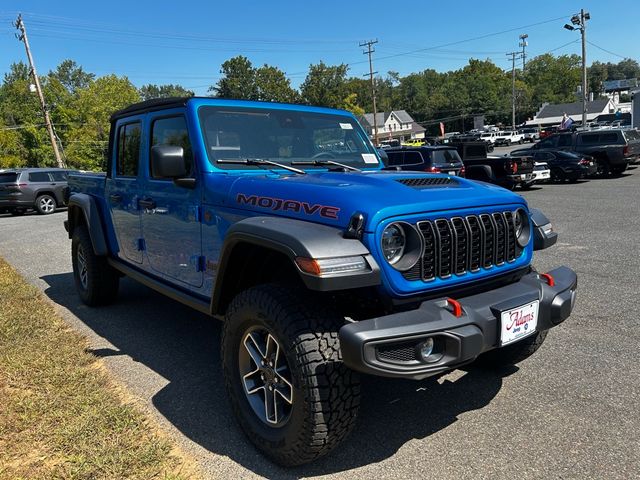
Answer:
(361, 153, 379, 164)
(236, 193, 340, 219)
(339, 123, 353, 130)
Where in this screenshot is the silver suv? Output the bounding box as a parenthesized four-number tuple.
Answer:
(0, 168, 74, 215)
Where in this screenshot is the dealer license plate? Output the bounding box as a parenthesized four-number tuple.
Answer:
(500, 301, 539, 346)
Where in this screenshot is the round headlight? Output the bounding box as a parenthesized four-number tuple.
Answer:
(381, 223, 406, 265)
(514, 208, 531, 247)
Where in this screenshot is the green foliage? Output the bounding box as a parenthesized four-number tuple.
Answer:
(340, 93, 364, 116)
(524, 53, 582, 106)
(139, 84, 195, 101)
(255, 65, 298, 103)
(211, 55, 259, 99)
(300, 62, 349, 108)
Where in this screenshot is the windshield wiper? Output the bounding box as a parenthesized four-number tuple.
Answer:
(217, 158, 306, 175)
(291, 159, 361, 172)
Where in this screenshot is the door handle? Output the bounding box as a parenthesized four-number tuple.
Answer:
(138, 198, 156, 209)
(109, 193, 122, 203)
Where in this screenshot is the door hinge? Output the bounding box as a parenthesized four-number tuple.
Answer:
(196, 255, 206, 272)
(137, 238, 146, 251)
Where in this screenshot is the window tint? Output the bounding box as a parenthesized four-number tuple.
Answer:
(538, 137, 555, 149)
(623, 129, 639, 141)
(51, 171, 68, 181)
(385, 151, 404, 167)
(557, 135, 572, 147)
(579, 133, 600, 145)
(403, 151, 424, 165)
(28, 172, 51, 182)
(599, 132, 620, 144)
(431, 149, 462, 165)
(150, 116, 193, 178)
(0, 173, 19, 183)
(116, 122, 141, 177)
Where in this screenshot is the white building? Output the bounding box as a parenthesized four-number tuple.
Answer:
(359, 110, 425, 141)
(525, 98, 617, 127)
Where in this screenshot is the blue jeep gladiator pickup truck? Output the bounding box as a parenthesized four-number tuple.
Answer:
(65, 97, 577, 466)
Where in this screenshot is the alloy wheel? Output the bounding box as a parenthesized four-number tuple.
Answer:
(239, 327, 294, 426)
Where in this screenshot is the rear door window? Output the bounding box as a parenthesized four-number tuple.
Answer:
(116, 122, 141, 177)
(579, 133, 601, 145)
(28, 172, 51, 182)
(599, 132, 621, 144)
(51, 171, 68, 181)
(557, 135, 573, 147)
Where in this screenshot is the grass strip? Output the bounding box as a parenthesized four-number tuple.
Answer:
(0, 258, 196, 479)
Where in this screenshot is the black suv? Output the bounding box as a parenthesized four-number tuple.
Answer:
(383, 146, 465, 176)
(0, 168, 75, 215)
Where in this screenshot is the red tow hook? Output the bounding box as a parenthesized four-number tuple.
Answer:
(446, 298, 463, 318)
(540, 273, 555, 287)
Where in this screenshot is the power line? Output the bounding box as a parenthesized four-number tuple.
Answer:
(586, 40, 628, 59)
(360, 39, 379, 146)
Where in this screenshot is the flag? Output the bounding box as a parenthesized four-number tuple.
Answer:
(439, 122, 445, 137)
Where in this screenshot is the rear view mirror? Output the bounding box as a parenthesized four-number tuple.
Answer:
(151, 145, 188, 178)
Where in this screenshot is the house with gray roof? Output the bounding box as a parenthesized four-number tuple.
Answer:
(525, 98, 617, 127)
(359, 110, 425, 141)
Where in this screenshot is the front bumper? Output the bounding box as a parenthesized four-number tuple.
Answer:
(340, 266, 577, 379)
(532, 170, 551, 181)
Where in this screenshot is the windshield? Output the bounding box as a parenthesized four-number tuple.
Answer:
(431, 149, 463, 166)
(198, 106, 378, 170)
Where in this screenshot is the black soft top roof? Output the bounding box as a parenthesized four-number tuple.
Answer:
(110, 97, 192, 122)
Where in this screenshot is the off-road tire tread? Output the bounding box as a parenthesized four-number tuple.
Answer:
(72, 226, 119, 306)
(221, 284, 360, 466)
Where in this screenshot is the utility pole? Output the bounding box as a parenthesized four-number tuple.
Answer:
(519, 34, 528, 71)
(507, 51, 523, 130)
(564, 10, 590, 128)
(360, 39, 379, 146)
(15, 14, 65, 168)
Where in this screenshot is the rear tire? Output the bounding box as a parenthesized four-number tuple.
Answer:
(222, 284, 360, 466)
(478, 330, 548, 367)
(71, 225, 119, 306)
(35, 194, 56, 215)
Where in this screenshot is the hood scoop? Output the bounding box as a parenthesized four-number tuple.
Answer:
(396, 177, 458, 188)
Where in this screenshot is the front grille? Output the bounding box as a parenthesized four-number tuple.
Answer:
(409, 211, 520, 282)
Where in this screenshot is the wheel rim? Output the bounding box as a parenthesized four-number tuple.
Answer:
(76, 244, 88, 290)
(239, 327, 294, 426)
(39, 197, 55, 213)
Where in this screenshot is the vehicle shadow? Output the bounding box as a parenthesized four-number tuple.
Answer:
(40, 272, 511, 478)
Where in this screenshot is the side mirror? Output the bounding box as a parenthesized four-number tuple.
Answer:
(151, 145, 188, 178)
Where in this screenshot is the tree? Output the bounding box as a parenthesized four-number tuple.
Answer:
(139, 84, 194, 101)
(524, 54, 581, 108)
(300, 62, 348, 108)
(254, 65, 298, 103)
(211, 56, 258, 99)
(49, 60, 94, 94)
(64, 75, 140, 170)
(340, 93, 364, 116)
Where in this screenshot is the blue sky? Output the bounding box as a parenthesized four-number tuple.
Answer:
(1, 0, 638, 95)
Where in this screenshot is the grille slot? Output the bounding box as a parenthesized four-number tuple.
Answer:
(396, 177, 456, 188)
(408, 211, 519, 282)
(376, 341, 419, 364)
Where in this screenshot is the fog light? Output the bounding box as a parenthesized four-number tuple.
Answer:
(418, 338, 435, 360)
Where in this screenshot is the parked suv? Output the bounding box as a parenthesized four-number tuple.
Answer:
(0, 168, 74, 215)
(384, 146, 465, 175)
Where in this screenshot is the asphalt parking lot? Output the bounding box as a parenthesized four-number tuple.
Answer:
(0, 165, 639, 479)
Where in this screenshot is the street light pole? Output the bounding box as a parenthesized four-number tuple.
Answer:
(564, 10, 590, 128)
(580, 9, 588, 129)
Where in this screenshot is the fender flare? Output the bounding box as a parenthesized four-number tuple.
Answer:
(66, 194, 109, 256)
(210, 216, 381, 314)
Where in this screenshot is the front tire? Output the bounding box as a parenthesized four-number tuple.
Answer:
(222, 284, 360, 466)
(479, 330, 548, 367)
(35, 194, 56, 215)
(72, 225, 119, 306)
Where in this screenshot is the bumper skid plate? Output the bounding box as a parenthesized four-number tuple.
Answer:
(339, 266, 577, 380)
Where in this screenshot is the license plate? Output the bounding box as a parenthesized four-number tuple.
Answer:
(500, 301, 539, 346)
(448, 171, 456, 175)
